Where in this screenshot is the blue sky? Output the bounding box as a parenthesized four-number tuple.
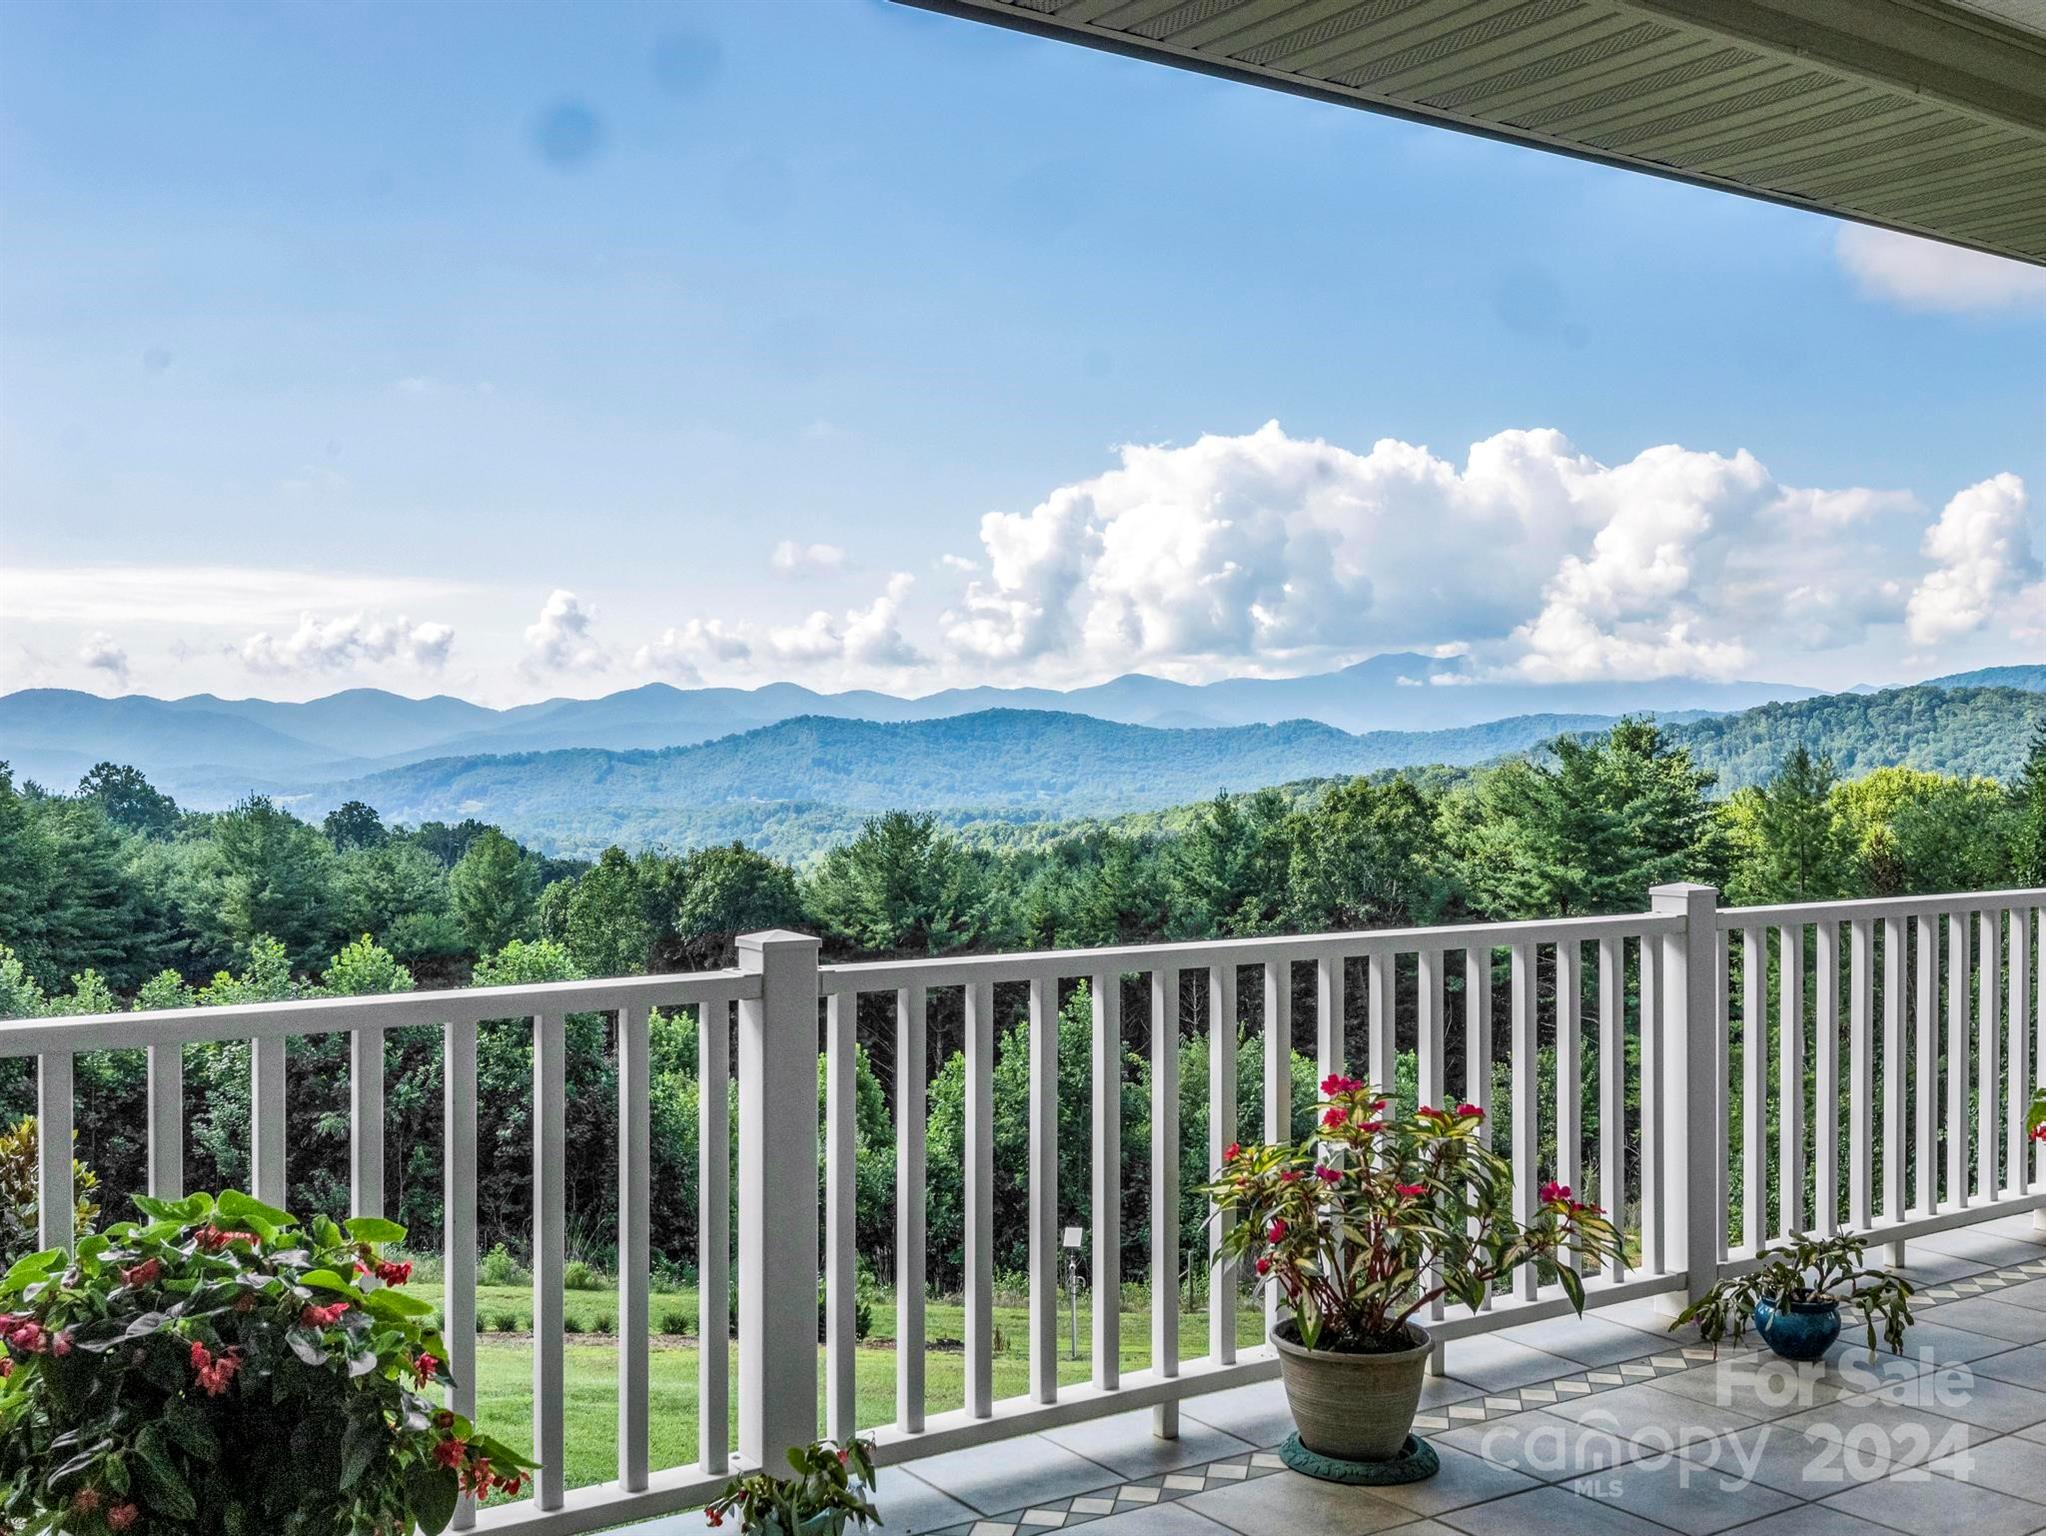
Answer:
(3, 0, 2042, 705)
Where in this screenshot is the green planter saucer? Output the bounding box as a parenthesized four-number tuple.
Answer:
(1279, 1431, 1440, 1485)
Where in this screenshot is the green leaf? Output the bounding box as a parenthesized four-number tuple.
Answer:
(1, 1250, 62, 1291)
(339, 1417, 381, 1490)
(299, 1268, 360, 1296)
(133, 1425, 198, 1523)
(216, 1189, 294, 1229)
(345, 1216, 408, 1246)
(405, 1463, 460, 1535)
(361, 1286, 434, 1320)
(1558, 1264, 1587, 1314)
(160, 1397, 222, 1463)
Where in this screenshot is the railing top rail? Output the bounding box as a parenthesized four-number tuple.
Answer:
(1713, 886, 2046, 931)
(0, 968, 759, 1058)
(819, 909, 1685, 993)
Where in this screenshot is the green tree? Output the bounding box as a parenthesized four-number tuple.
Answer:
(448, 828, 539, 955)
(1288, 776, 1456, 930)
(322, 800, 388, 850)
(806, 812, 988, 955)
(2012, 720, 2046, 886)
(209, 797, 342, 969)
(1164, 790, 1296, 939)
(76, 763, 180, 837)
(1729, 746, 1853, 903)
(336, 840, 459, 958)
(673, 843, 806, 967)
(556, 848, 671, 977)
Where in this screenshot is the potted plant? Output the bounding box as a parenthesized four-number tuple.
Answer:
(1671, 1230, 1914, 1361)
(0, 1188, 535, 1534)
(705, 1438, 880, 1533)
(1197, 1076, 1621, 1472)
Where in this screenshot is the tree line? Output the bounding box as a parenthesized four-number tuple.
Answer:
(1, 718, 2042, 1289)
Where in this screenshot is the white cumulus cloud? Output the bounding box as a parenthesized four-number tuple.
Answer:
(1836, 226, 2046, 312)
(241, 612, 455, 674)
(769, 574, 922, 668)
(634, 618, 753, 682)
(522, 590, 607, 675)
(1906, 473, 2040, 645)
(770, 540, 849, 575)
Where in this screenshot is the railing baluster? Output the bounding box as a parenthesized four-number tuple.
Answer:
(1653, 882, 1721, 1309)
(1713, 931, 1730, 1250)
(1638, 936, 1662, 1275)
(1510, 940, 1537, 1301)
(1467, 947, 1492, 1144)
(897, 986, 929, 1429)
(1418, 947, 1446, 1345)
(2035, 908, 2044, 1191)
(1028, 976, 1058, 1405)
(1151, 965, 1181, 1437)
(1915, 917, 1936, 1214)
(618, 1005, 651, 1492)
(699, 1001, 730, 1474)
(1261, 961, 1289, 1339)
(826, 990, 860, 1437)
(37, 1052, 74, 1253)
(2011, 909, 2032, 1197)
(1980, 911, 2002, 1202)
(1208, 963, 1237, 1366)
(1948, 914, 1970, 1210)
(1778, 926, 1804, 1237)
(1849, 919, 1874, 1231)
(1816, 919, 1840, 1234)
(1741, 928, 1764, 1249)
(251, 1034, 287, 1208)
(443, 1016, 478, 1531)
(351, 1025, 384, 1218)
(1090, 973, 1121, 1390)
(965, 979, 995, 1420)
(1368, 952, 1393, 1094)
(147, 1041, 182, 1200)
(1317, 955, 1343, 1084)
(1883, 918, 1906, 1247)
(1598, 936, 1623, 1276)
(1555, 940, 1580, 1248)
(533, 1012, 566, 1511)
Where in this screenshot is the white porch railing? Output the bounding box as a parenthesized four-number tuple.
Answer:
(2, 885, 2041, 1535)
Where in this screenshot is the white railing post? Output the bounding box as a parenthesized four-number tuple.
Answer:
(1651, 883, 1720, 1314)
(735, 930, 822, 1468)
(37, 1054, 74, 1254)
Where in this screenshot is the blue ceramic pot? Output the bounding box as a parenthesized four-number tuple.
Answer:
(1752, 1295, 1841, 1361)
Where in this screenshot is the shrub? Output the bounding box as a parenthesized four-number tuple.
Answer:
(592, 1312, 614, 1334)
(0, 1115, 98, 1257)
(561, 1258, 603, 1291)
(478, 1243, 528, 1289)
(563, 1315, 585, 1335)
(0, 1190, 536, 1534)
(491, 1311, 521, 1333)
(658, 1307, 693, 1336)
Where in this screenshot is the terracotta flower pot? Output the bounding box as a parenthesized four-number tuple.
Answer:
(1273, 1320, 1432, 1462)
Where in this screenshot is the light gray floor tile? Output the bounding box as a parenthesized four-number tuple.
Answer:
(1720, 1508, 1914, 1536)
(1648, 1352, 1887, 1420)
(1918, 1296, 2046, 1344)
(1893, 1249, 1996, 1284)
(1976, 1343, 2046, 1389)
(1670, 1420, 1898, 1498)
(1039, 1411, 1255, 1479)
(899, 1435, 1122, 1514)
(1823, 1466, 2046, 1536)
(1495, 1314, 1668, 1369)
(1178, 1380, 1294, 1448)
(1872, 1318, 2019, 1365)
(1364, 1441, 1542, 1517)
(1418, 1373, 1486, 1409)
(1542, 1377, 1775, 1444)
(619, 1464, 976, 1536)
(1076, 1503, 1234, 1535)
(1929, 1429, 2046, 1504)
(1381, 1524, 1466, 1536)
(1181, 1468, 1414, 1534)
(1437, 1334, 1580, 1393)
(1437, 1484, 1675, 1536)
(1866, 1367, 2046, 1431)
(1774, 1390, 1988, 1472)
(1915, 1229, 2046, 1267)
(1985, 1279, 2046, 1314)
(1438, 1408, 1643, 1482)
(1563, 1452, 1801, 1535)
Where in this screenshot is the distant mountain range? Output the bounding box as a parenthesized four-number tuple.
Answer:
(2, 661, 2039, 861)
(0, 652, 1820, 794)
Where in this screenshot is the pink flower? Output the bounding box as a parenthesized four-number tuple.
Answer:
(1395, 1182, 1427, 1198)
(107, 1504, 139, 1532)
(1223, 1142, 1242, 1162)
(412, 1352, 440, 1387)
(121, 1257, 162, 1289)
(377, 1260, 413, 1286)
(1540, 1181, 1573, 1204)
(9, 1320, 43, 1354)
(300, 1300, 351, 1330)
(434, 1437, 467, 1469)
(50, 1329, 72, 1357)
(1267, 1219, 1288, 1243)
(1255, 1257, 1272, 1276)
(1278, 1170, 1300, 1184)
(1320, 1073, 1364, 1096)
(1417, 1104, 1442, 1119)
(189, 1341, 242, 1396)
(71, 1488, 102, 1517)
(1356, 1120, 1385, 1134)
(1314, 1165, 1341, 1184)
(1322, 1107, 1347, 1129)
(1457, 1103, 1484, 1119)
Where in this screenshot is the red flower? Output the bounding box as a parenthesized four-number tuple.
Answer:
(1278, 1170, 1300, 1183)
(1223, 1142, 1242, 1163)
(1255, 1257, 1272, 1275)
(1395, 1183, 1427, 1198)
(300, 1300, 351, 1330)
(1314, 1165, 1341, 1184)
(2032, 1124, 2046, 1145)
(434, 1437, 467, 1470)
(0, 1359, 10, 1378)
(50, 1329, 72, 1357)
(71, 1488, 102, 1516)
(412, 1352, 440, 1387)
(1540, 1181, 1573, 1204)
(1320, 1073, 1364, 1096)
(1356, 1120, 1385, 1134)
(707, 1511, 725, 1529)
(9, 1320, 43, 1354)
(1457, 1103, 1484, 1119)
(1416, 1104, 1442, 1119)
(107, 1504, 139, 1532)
(121, 1257, 162, 1289)
(1267, 1219, 1288, 1243)
(434, 1410, 456, 1430)
(377, 1259, 413, 1286)
(1322, 1107, 1347, 1129)
(189, 1341, 243, 1396)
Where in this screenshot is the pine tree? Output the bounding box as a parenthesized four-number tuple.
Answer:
(2013, 720, 2046, 887)
(1750, 745, 1852, 901)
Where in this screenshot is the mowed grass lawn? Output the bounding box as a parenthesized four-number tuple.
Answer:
(413, 1283, 1266, 1498)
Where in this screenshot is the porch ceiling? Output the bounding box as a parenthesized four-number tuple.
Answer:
(902, 0, 2046, 266)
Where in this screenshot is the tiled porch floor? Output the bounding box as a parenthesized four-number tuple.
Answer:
(638, 1212, 2046, 1536)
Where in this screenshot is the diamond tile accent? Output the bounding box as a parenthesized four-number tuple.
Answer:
(1162, 1474, 1205, 1491)
(1115, 1486, 1161, 1504)
(969, 1524, 1018, 1536)
(1068, 1497, 1114, 1515)
(1250, 1452, 1285, 1468)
